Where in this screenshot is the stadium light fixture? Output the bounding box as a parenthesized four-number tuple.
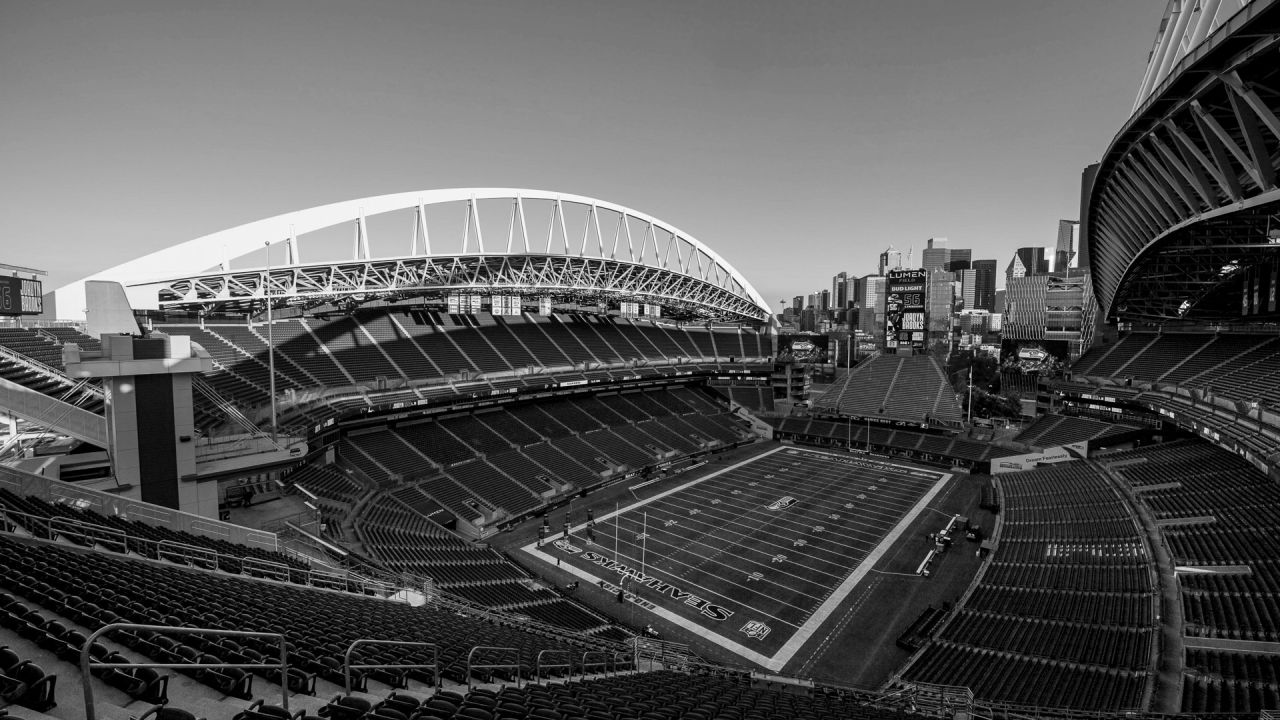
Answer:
(265, 240, 278, 443)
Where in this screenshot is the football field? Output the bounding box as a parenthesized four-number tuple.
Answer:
(520, 445, 952, 670)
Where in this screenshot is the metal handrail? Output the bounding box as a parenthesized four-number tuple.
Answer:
(157, 539, 220, 570)
(0, 506, 412, 603)
(611, 651, 632, 676)
(343, 639, 439, 693)
(534, 649, 572, 682)
(580, 650, 611, 678)
(242, 556, 292, 582)
(81, 624, 289, 720)
(465, 646, 520, 689)
(50, 516, 129, 553)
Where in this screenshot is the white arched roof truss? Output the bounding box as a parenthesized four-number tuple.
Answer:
(54, 189, 771, 324)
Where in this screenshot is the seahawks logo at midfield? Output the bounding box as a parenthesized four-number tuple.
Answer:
(767, 496, 797, 511)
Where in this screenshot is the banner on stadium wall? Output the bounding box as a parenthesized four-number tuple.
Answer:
(447, 293, 482, 314)
(488, 295, 523, 316)
(990, 442, 1087, 474)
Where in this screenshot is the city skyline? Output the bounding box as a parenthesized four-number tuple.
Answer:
(2, 1, 1156, 312)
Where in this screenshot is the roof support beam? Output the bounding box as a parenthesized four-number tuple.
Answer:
(1191, 100, 1254, 195)
(1223, 82, 1277, 191)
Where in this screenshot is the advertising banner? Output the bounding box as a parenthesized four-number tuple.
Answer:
(884, 269, 926, 350)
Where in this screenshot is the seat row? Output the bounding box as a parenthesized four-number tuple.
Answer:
(940, 609, 1152, 669)
(1112, 440, 1280, 648)
(0, 488, 308, 577)
(901, 462, 1155, 710)
(0, 535, 613, 688)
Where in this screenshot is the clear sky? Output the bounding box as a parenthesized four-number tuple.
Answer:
(1, 0, 1159, 312)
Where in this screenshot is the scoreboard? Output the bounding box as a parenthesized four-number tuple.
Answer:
(884, 269, 926, 351)
(0, 276, 42, 316)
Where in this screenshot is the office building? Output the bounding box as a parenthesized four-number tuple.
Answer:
(971, 259, 997, 311)
(1078, 163, 1098, 270)
(1003, 275, 1049, 341)
(1056, 220, 1081, 271)
(957, 269, 976, 310)
(926, 270, 955, 348)
(862, 275, 886, 341)
(921, 237, 950, 272)
(832, 272, 849, 310)
(947, 248, 972, 272)
(1002, 271, 1098, 362)
(1006, 247, 1051, 283)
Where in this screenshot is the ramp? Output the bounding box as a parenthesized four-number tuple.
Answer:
(0, 375, 108, 448)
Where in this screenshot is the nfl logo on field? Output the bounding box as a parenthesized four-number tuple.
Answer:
(740, 620, 771, 640)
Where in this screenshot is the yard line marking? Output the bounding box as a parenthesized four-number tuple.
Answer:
(672, 482, 918, 530)
(666, 487, 912, 538)
(632, 499, 883, 563)
(608, 528, 834, 604)
(640, 490, 892, 544)
(586, 444, 789, 526)
(608, 513, 857, 582)
(698, 470, 938, 510)
(684, 478, 923, 519)
(602, 518, 873, 581)
(573, 534, 814, 624)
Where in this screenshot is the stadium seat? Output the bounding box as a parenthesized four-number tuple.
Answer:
(100, 653, 170, 704)
(8, 661, 56, 711)
(318, 694, 372, 720)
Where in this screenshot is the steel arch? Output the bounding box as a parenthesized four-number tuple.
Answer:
(52, 189, 772, 323)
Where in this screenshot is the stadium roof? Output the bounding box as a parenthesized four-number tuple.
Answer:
(52, 189, 773, 325)
(1085, 0, 1280, 323)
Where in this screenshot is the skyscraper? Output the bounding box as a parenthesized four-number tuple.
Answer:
(926, 270, 955, 347)
(921, 237, 950, 272)
(1056, 220, 1081, 272)
(1078, 163, 1098, 270)
(862, 275, 887, 340)
(832, 271, 849, 310)
(957, 268, 976, 310)
(972, 259, 997, 311)
(1006, 247, 1051, 283)
(947, 248, 972, 272)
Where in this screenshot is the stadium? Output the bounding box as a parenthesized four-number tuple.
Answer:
(3, 2, 1280, 719)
